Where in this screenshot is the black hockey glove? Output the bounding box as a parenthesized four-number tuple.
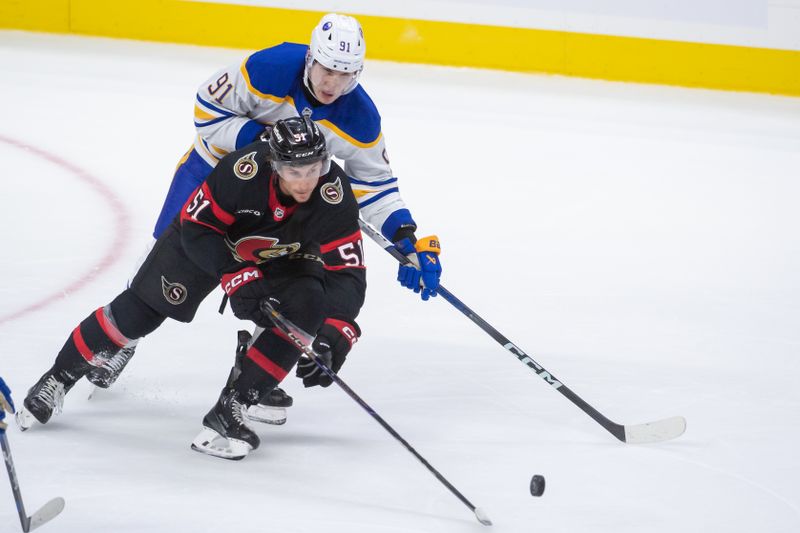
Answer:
(220, 263, 271, 326)
(296, 318, 360, 388)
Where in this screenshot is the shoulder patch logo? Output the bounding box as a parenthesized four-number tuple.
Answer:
(234, 151, 259, 180)
(161, 276, 188, 305)
(321, 177, 344, 205)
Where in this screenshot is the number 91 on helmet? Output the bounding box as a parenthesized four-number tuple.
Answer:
(304, 13, 366, 98)
(268, 115, 331, 181)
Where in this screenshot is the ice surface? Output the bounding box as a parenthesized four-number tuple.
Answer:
(1, 31, 799, 532)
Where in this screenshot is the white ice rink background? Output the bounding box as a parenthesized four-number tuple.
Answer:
(1, 31, 799, 532)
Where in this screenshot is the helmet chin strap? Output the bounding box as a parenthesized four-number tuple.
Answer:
(303, 52, 327, 101)
(303, 54, 361, 100)
(302, 59, 318, 100)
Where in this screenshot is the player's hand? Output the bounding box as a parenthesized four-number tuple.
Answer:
(396, 235, 442, 301)
(220, 263, 271, 326)
(297, 319, 360, 387)
(0, 377, 15, 433)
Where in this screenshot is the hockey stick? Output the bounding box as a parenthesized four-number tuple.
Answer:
(1, 433, 65, 532)
(257, 301, 492, 526)
(358, 218, 686, 444)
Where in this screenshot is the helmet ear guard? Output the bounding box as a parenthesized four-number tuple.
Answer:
(304, 13, 366, 96)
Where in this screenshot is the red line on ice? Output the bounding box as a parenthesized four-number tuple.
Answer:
(0, 135, 132, 326)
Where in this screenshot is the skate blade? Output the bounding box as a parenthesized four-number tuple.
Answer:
(86, 377, 113, 390)
(190, 427, 253, 460)
(15, 407, 37, 432)
(245, 404, 286, 425)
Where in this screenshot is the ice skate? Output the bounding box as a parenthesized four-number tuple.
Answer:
(16, 368, 80, 430)
(191, 388, 260, 460)
(87, 344, 137, 389)
(245, 387, 293, 425)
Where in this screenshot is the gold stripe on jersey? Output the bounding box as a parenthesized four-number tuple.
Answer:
(195, 135, 221, 164)
(174, 146, 193, 172)
(318, 119, 382, 149)
(350, 177, 398, 204)
(194, 104, 218, 122)
(208, 142, 229, 158)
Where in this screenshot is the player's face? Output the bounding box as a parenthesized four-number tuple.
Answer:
(308, 62, 356, 104)
(276, 161, 324, 203)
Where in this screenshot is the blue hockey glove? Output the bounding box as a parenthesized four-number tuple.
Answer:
(0, 377, 15, 433)
(396, 235, 442, 301)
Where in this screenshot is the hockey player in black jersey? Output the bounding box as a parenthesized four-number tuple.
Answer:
(17, 116, 366, 459)
(85, 13, 444, 413)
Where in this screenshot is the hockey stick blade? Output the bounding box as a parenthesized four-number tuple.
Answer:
(623, 416, 686, 444)
(2, 433, 65, 532)
(474, 507, 493, 526)
(27, 497, 65, 532)
(358, 217, 687, 444)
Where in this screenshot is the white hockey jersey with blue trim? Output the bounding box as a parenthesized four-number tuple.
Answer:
(192, 42, 415, 240)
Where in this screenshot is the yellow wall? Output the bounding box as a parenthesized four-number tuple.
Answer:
(2, 0, 799, 96)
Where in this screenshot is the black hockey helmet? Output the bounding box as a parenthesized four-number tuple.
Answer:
(268, 115, 329, 170)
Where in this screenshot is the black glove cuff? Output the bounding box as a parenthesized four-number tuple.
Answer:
(391, 225, 417, 244)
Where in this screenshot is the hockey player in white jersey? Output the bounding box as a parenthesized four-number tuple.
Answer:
(85, 13, 444, 422)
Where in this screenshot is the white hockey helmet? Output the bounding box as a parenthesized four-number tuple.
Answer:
(304, 13, 366, 96)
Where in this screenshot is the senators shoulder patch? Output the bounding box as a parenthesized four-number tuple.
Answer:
(320, 177, 344, 205)
(233, 151, 259, 180)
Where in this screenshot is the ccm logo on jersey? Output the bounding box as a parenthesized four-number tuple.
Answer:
(222, 269, 262, 295)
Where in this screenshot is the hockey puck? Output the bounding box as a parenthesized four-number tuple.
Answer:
(530, 474, 546, 497)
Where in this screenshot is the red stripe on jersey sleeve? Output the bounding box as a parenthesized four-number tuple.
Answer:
(320, 230, 362, 253)
(180, 183, 235, 228)
(202, 182, 235, 225)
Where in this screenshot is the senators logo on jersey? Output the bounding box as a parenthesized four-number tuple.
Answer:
(226, 235, 301, 263)
(321, 177, 344, 205)
(161, 276, 188, 305)
(233, 151, 259, 180)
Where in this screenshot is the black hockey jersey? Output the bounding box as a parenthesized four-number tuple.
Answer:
(178, 141, 366, 323)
